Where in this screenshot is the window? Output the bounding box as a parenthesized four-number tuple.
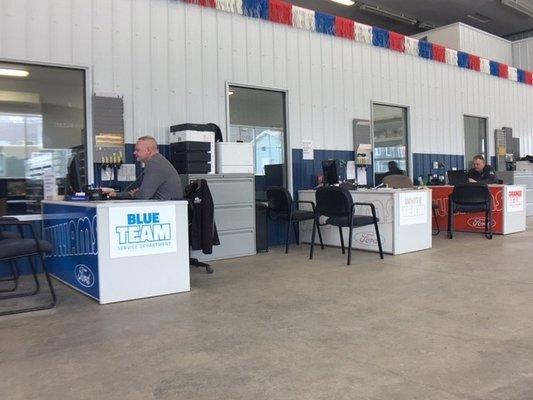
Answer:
(372, 104, 409, 183)
(228, 86, 287, 200)
(464, 115, 487, 169)
(0, 62, 86, 215)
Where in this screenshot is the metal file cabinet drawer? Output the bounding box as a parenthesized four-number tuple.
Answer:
(514, 175, 533, 189)
(204, 178, 254, 205)
(191, 229, 255, 261)
(182, 173, 256, 261)
(214, 205, 254, 231)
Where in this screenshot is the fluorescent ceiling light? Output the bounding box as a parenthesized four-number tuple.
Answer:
(359, 3, 417, 25)
(418, 21, 438, 30)
(228, 91, 234, 95)
(330, 0, 355, 6)
(501, 0, 533, 18)
(0, 68, 29, 78)
(467, 13, 492, 23)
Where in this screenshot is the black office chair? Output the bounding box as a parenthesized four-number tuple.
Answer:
(310, 186, 383, 265)
(266, 186, 324, 254)
(0, 217, 56, 316)
(447, 183, 492, 240)
(432, 202, 440, 235)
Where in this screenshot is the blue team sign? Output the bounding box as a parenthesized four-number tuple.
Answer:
(108, 205, 177, 258)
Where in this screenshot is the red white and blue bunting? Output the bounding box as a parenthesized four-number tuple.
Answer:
(184, 0, 533, 86)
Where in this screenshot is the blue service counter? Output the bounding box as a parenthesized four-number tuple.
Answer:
(41, 200, 190, 304)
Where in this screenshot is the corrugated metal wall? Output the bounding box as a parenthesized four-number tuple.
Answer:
(513, 38, 533, 71)
(412, 23, 461, 50)
(0, 0, 532, 157)
(458, 24, 513, 65)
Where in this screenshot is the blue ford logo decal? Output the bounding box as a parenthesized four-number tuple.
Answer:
(74, 264, 95, 288)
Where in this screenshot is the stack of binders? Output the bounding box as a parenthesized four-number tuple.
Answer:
(170, 141, 211, 174)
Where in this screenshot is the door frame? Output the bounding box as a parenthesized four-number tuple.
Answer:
(225, 82, 291, 193)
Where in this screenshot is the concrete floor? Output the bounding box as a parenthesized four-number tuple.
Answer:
(2, 223, 533, 400)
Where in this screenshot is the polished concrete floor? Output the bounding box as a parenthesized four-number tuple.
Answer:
(2, 223, 533, 400)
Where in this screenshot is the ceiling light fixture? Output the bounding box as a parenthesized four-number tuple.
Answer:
(358, 3, 418, 24)
(330, 0, 355, 6)
(228, 91, 234, 95)
(0, 68, 29, 78)
(501, 0, 533, 18)
(467, 13, 492, 23)
(418, 21, 438, 30)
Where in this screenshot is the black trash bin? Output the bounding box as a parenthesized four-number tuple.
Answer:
(255, 202, 269, 253)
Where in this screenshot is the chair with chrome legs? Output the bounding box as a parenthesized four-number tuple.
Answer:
(0, 217, 56, 316)
(309, 186, 383, 265)
(266, 186, 324, 254)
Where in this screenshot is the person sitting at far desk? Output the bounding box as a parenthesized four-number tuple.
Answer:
(103, 136, 184, 200)
(467, 154, 497, 184)
(383, 160, 405, 178)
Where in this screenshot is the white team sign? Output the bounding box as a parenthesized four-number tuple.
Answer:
(108, 205, 177, 258)
(399, 191, 428, 226)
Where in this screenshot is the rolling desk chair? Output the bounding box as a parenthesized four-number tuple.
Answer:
(447, 183, 493, 239)
(310, 186, 383, 265)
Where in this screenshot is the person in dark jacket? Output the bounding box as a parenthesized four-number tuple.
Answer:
(468, 154, 497, 184)
(383, 160, 405, 177)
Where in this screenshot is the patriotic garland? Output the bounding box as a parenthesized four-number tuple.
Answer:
(184, 0, 533, 86)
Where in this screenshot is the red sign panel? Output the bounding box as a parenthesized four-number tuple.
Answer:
(431, 186, 503, 234)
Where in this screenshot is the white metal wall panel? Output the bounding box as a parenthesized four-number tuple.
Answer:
(200, 7, 219, 126)
(150, 0, 170, 144)
(0, 0, 532, 157)
(512, 38, 533, 71)
(71, 0, 92, 67)
(272, 24, 287, 89)
(459, 24, 512, 65)
(259, 21, 275, 88)
(285, 27, 300, 147)
(112, 0, 133, 142)
(2, 0, 27, 59)
(49, 0, 72, 64)
(27, 0, 50, 61)
(131, 0, 152, 141)
(184, 4, 203, 124)
(309, 33, 323, 149)
(411, 23, 460, 51)
(320, 36, 334, 150)
(231, 14, 247, 83)
(92, 0, 114, 94)
(168, 0, 188, 132)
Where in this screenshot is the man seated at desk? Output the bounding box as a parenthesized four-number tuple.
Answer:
(467, 154, 497, 184)
(104, 136, 183, 200)
(383, 161, 405, 177)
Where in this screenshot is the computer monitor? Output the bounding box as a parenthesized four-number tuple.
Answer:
(322, 159, 339, 185)
(66, 155, 83, 194)
(447, 170, 469, 185)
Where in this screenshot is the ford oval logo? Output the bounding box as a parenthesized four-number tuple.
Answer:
(466, 217, 496, 229)
(74, 264, 95, 288)
(355, 232, 384, 247)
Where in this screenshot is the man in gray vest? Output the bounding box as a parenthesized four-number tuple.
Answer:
(104, 136, 183, 200)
